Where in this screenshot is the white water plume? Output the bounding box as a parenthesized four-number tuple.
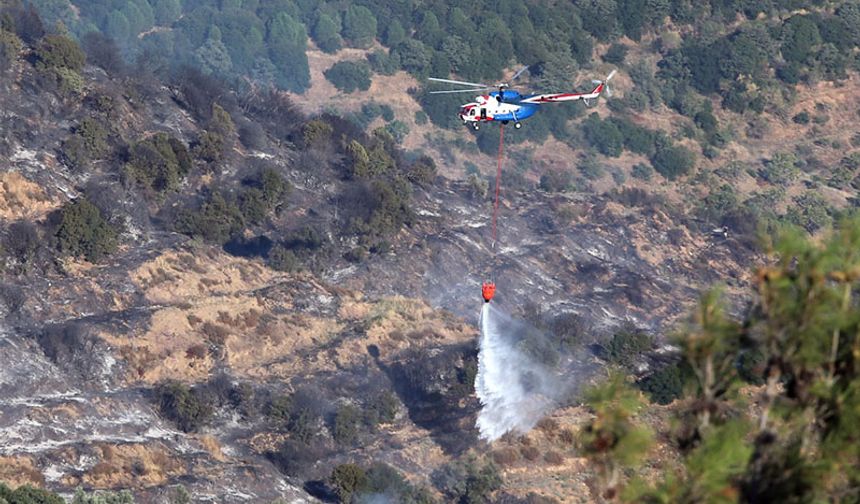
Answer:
(476, 303, 588, 441)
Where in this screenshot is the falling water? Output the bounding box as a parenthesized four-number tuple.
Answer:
(475, 303, 561, 441)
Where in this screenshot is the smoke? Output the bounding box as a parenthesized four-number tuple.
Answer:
(354, 493, 398, 504)
(475, 303, 593, 441)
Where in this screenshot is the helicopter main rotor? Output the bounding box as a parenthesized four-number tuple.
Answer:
(428, 65, 530, 103)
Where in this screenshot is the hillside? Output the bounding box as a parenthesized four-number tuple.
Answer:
(3, 0, 860, 503)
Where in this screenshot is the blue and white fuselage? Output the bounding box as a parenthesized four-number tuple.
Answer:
(457, 80, 608, 130)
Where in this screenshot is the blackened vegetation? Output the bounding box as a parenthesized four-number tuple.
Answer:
(37, 323, 104, 380)
(381, 343, 480, 455)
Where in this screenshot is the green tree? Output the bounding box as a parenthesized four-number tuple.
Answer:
(104, 11, 130, 42)
(266, 12, 310, 92)
(651, 139, 694, 180)
(152, 0, 181, 25)
(312, 13, 341, 53)
(324, 60, 371, 93)
(383, 19, 405, 47)
(72, 487, 136, 503)
(584, 113, 624, 157)
(578, 372, 652, 500)
(342, 5, 376, 48)
(394, 39, 430, 76)
(194, 32, 233, 75)
(35, 34, 85, 72)
(782, 15, 821, 63)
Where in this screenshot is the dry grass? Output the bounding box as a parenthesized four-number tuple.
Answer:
(82, 442, 184, 488)
(0, 171, 56, 220)
(0, 456, 44, 487)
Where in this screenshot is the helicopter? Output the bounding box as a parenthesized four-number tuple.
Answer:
(429, 67, 617, 130)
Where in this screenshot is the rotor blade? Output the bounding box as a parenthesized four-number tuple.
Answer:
(605, 86, 613, 97)
(605, 69, 618, 82)
(428, 88, 493, 94)
(510, 65, 530, 81)
(428, 77, 489, 88)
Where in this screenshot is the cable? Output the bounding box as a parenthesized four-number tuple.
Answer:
(490, 124, 504, 250)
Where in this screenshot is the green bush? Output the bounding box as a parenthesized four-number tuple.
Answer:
(631, 163, 654, 181)
(193, 131, 226, 165)
(333, 403, 362, 445)
(584, 113, 624, 157)
(603, 42, 628, 64)
(124, 133, 192, 194)
(792, 111, 810, 124)
(71, 487, 136, 503)
(330, 464, 369, 503)
(55, 198, 118, 262)
(0, 29, 22, 74)
(604, 324, 654, 369)
(0, 483, 65, 504)
(324, 60, 372, 93)
(174, 191, 244, 244)
(367, 49, 400, 75)
(637, 361, 692, 405)
(759, 152, 800, 186)
(156, 380, 213, 433)
(35, 34, 85, 72)
(785, 192, 831, 232)
(651, 141, 694, 180)
(539, 169, 574, 192)
(268, 244, 301, 272)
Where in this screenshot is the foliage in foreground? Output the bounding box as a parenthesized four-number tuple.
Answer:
(583, 215, 860, 501)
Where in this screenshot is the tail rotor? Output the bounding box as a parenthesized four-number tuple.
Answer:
(591, 69, 618, 98)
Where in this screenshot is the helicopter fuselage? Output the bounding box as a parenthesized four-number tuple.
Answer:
(458, 91, 539, 126)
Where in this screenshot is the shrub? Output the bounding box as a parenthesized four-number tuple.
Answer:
(406, 155, 436, 187)
(651, 141, 694, 180)
(268, 244, 300, 272)
(302, 119, 333, 147)
(333, 404, 362, 445)
(603, 42, 628, 64)
(631, 163, 654, 181)
(604, 324, 654, 369)
(55, 198, 118, 262)
(123, 133, 191, 194)
(368, 390, 399, 424)
(193, 131, 226, 165)
(330, 464, 368, 503)
(156, 380, 213, 432)
(785, 192, 831, 232)
(584, 113, 624, 157)
(759, 152, 800, 186)
(0, 484, 64, 504)
(637, 361, 691, 405)
(81, 31, 123, 74)
(238, 188, 268, 224)
(324, 60, 372, 93)
(544, 451, 565, 465)
(792, 111, 810, 124)
(0, 28, 22, 74)
(174, 192, 244, 244)
(492, 447, 520, 467)
(539, 169, 574, 192)
(35, 34, 85, 72)
(520, 445, 540, 461)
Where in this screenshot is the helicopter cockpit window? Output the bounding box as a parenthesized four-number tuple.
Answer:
(469, 109, 476, 116)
